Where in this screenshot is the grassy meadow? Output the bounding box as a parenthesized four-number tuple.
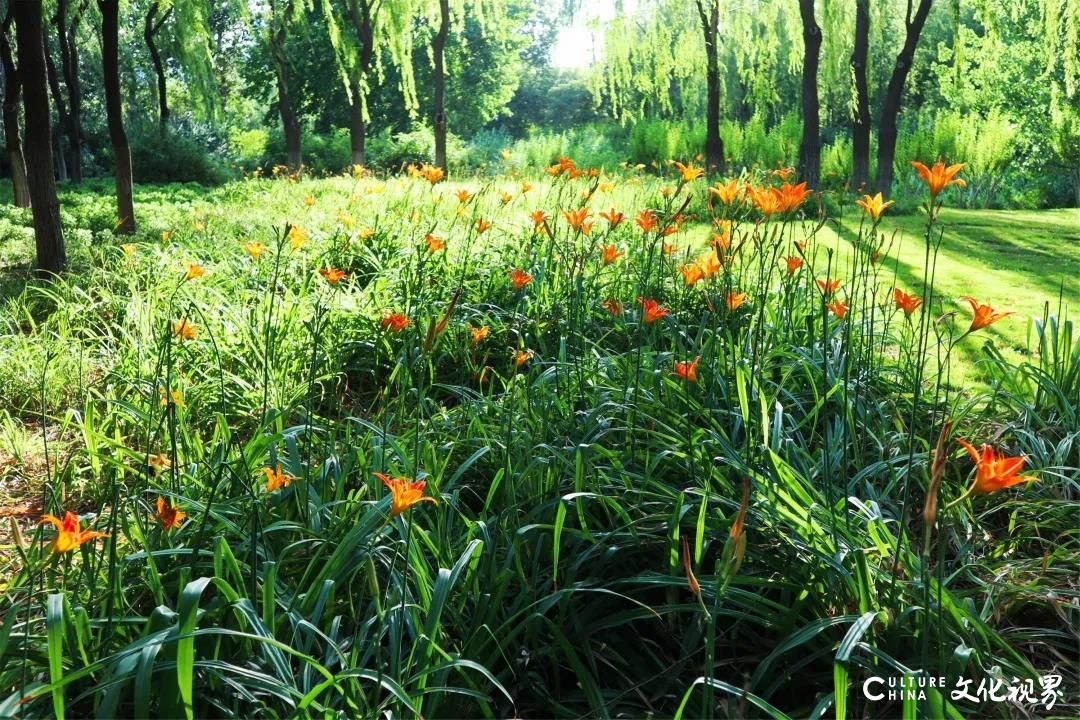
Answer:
(0, 165, 1077, 718)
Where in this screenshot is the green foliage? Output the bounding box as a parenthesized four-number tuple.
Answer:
(128, 123, 231, 185)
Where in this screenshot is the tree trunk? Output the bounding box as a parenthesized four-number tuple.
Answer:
(850, 0, 871, 193)
(12, 0, 66, 273)
(696, 0, 724, 173)
(432, 0, 449, 173)
(269, 8, 301, 171)
(349, 76, 365, 167)
(44, 47, 68, 181)
(55, 0, 84, 183)
(144, 1, 169, 133)
(875, 0, 934, 200)
(797, 0, 821, 189)
(1, 13, 31, 207)
(99, 0, 136, 233)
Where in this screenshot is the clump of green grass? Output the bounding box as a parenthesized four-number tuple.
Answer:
(0, 161, 1075, 718)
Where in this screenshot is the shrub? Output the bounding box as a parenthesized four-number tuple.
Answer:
(128, 121, 230, 185)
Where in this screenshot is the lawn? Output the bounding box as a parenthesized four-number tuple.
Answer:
(0, 170, 1076, 717)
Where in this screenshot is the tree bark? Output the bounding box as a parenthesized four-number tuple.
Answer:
(12, 0, 66, 273)
(269, 2, 301, 171)
(44, 46, 68, 181)
(432, 0, 449, 173)
(346, 0, 374, 169)
(99, 0, 136, 233)
(55, 0, 84, 182)
(1, 12, 31, 208)
(875, 0, 934, 200)
(850, 0, 871, 192)
(696, 0, 724, 173)
(144, 0, 170, 133)
(349, 75, 365, 167)
(797, 0, 821, 188)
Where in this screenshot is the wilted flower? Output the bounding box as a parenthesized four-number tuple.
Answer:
(601, 298, 623, 316)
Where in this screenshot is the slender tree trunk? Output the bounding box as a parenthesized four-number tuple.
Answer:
(346, 0, 374, 169)
(875, 0, 934, 199)
(12, 0, 66, 273)
(44, 48, 68, 181)
(1, 13, 30, 208)
(797, 0, 821, 188)
(269, 6, 301, 171)
(850, 0, 871, 192)
(697, 0, 724, 172)
(432, 0, 450, 173)
(348, 75, 365, 167)
(144, 1, 170, 133)
(55, 0, 84, 183)
(99, 0, 136, 232)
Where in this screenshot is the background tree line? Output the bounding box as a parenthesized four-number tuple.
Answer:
(1, 0, 1078, 275)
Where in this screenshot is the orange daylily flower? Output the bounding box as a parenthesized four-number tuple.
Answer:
(425, 234, 445, 253)
(520, 181, 533, 193)
(816, 278, 841, 295)
(563, 207, 591, 232)
(708, 178, 743, 205)
(779, 182, 811, 212)
(161, 230, 172, 243)
(148, 453, 172, 475)
(185, 263, 206, 280)
(750, 186, 784, 217)
(529, 210, 548, 230)
(956, 439, 1037, 495)
(544, 163, 562, 177)
(662, 241, 679, 255)
(509, 268, 533, 290)
(156, 496, 187, 531)
(910, 160, 966, 199)
(468, 323, 490, 345)
(601, 244, 623, 265)
(673, 356, 701, 383)
(636, 210, 658, 233)
(455, 189, 472, 203)
(710, 230, 732, 252)
(828, 299, 848, 319)
(158, 387, 184, 408)
(287, 225, 307, 249)
(961, 296, 1012, 333)
(303, 195, 316, 207)
(558, 156, 577, 172)
(785, 256, 803, 274)
(420, 164, 444, 184)
(244, 241, 266, 259)
(122, 243, 137, 257)
(674, 161, 704, 182)
(770, 167, 795, 182)
(795, 239, 808, 251)
(601, 298, 624, 316)
(500, 191, 514, 204)
(475, 218, 493, 234)
(726, 291, 748, 311)
(695, 252, 721, 279)
(512, 349, 533, 367)
(320, 267, 347, 285)
(680, 263, 704, 286)
(600, 208, 624, 229)
(381, 313, 411, 332)
(373, 472, 436, 516)
(638, 298, 670, 324)
(893, 288, 923, 316)
(855, 192, 894, 220)
(358, 226, 376, 240)
(173, 319, 197, 341)
(262, 464, 296, 493)
(39, 511, 108, 554)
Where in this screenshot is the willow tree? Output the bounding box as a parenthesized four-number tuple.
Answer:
(322, 0, 416, 168)
(13, 0, 66, 272)
(138, 0, 218, 133)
